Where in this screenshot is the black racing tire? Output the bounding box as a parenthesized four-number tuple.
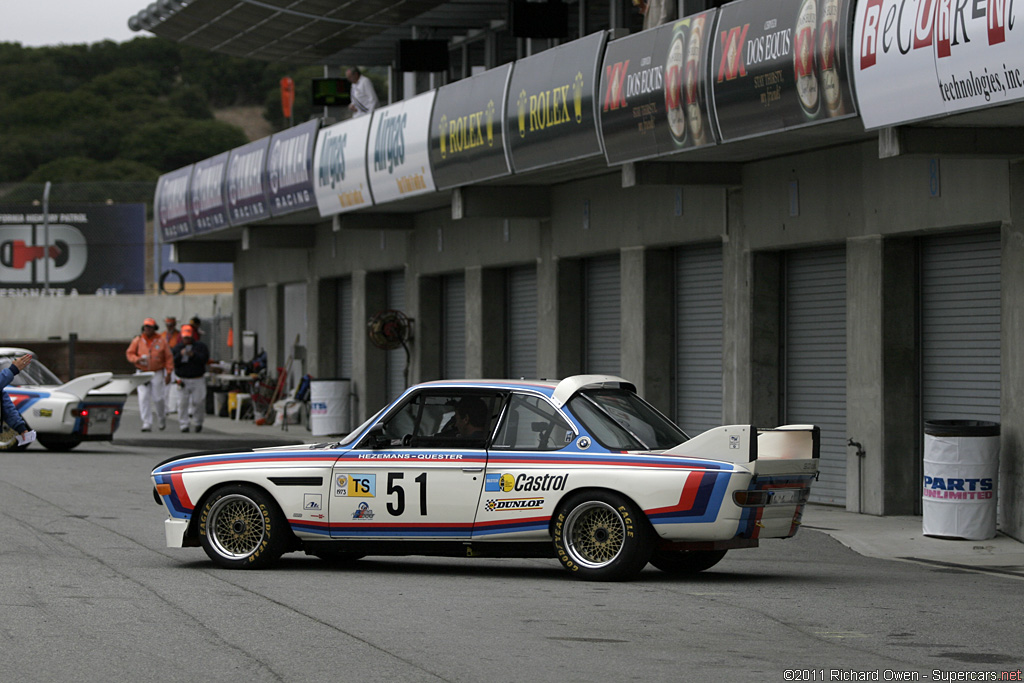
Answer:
(38, 436, 82, 451)
(553, 491, 654, 581)
(198, 484, 290, 569)
(649, 549, 728, 575)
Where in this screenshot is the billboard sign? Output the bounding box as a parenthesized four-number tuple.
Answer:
(313, 115, 374, 217)
(154, 165, 193, 242)
(599, 11, 718, 164)
(853, 0, 1024, 129)
(227, 137, 271, 227)
(505, 31, 607, 173)
(429, 64, 512, 190)
(189, 151, 230, 234)
(710, 0, 856, 142)
(266, 118, 319, 217)
(0, 204, 146, 295)
(367, 91, 438, 204)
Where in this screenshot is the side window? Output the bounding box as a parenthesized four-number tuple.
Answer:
(492, 394, 574, 450)
(376, 391, 505, 448)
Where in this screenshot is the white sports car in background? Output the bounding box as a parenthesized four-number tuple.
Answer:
(0, 347, 151, 451)
(153, 375, 820, 581)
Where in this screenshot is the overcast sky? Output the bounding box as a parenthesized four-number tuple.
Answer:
(0, 0, 148, 47)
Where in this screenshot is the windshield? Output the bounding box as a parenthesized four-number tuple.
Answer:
(567, 389, 689, 451)
(0, 357, 62, 386)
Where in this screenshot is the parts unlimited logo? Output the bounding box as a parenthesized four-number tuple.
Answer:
(0, 224, 87, 284)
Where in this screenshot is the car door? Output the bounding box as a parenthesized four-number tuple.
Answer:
(329, 389, 506, 539)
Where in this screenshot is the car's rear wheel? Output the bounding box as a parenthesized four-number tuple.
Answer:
(199, 484, 289, 569)
(553, 491, 653, 581)
(649, 549, 728, 574)
(38, 435, 82, 451)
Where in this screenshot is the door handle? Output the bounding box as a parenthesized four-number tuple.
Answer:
(462, 467, 484, 473)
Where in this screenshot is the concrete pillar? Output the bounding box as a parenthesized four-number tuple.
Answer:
(1001, 161, 1024, 542)
(537, 220, 582, 379)
(465, 266, 506, 378)
(352, 271, 387, 422)
(846, 236, 918, 515)
(620, 247, 673, 414)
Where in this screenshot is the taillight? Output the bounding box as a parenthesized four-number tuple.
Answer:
(734, 491, 771, 507)
(71, 408, 89, 418)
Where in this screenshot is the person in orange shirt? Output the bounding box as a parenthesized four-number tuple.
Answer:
(126, 317, 174, 432)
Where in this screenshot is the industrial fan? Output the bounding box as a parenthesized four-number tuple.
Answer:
(367, 309, 413, 385)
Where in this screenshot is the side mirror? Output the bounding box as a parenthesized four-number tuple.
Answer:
(358, 424, 389, 450)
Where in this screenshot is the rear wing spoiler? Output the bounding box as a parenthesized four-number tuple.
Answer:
(662, 424, 820, 467)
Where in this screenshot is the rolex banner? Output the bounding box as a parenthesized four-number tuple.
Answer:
(710, 0, 856, 142)
(429, 64, 512, 191)
(600, 11, 718, 165)
(505, 31, 606, 174)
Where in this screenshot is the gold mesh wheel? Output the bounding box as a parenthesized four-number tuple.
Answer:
(205, 494, 267, 560)
(563, 501, 626, 569)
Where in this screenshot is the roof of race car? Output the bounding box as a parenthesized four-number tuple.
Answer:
(411, 375, 637, 407)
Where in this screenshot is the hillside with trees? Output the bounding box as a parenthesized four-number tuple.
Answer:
(0, 38, 322, 184)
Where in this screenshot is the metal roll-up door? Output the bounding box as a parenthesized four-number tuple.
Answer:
(584, 255, 621, 374)
(442, 273, 466, 378)
(784, 246, 847, 506)
(674, 244, 723, 435)
(921, 229, 1001, 423)
(283, 282, 307, 390)
(336, 277, 353, 379)
(507, 265, 537, 379)
(386, 271, 406, 401)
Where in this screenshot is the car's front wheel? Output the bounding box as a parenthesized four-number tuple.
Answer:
(649, 549, 728, 574)
(553, 491, 653, 581)
(198, 484, 289, 569)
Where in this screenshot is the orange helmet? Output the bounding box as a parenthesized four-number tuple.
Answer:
(181, 324, 195, 338)
(142, 318, 158, 328)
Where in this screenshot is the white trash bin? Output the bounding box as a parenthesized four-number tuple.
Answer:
(922, 420, 999, 540)
(310, 379, 351, 437)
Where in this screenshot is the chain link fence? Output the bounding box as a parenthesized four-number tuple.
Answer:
(0, 181, 157, 207)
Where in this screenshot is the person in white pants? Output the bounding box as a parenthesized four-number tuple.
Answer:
(171, 324, 210, 433)
(126, 317, 173, 432)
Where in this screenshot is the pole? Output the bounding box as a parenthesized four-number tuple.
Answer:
(42, 181, 51, 293)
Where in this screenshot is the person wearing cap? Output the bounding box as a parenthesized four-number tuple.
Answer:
(126, 318, 174, 432)
(172, 324, 210, 433)
(162, 317, 182, 415)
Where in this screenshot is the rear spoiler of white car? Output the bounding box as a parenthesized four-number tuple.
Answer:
(59, 372, 154, 400)
(661, 424, 820, 467)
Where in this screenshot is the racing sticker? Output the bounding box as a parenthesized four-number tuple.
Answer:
(335, 473, 376, 497)
(304, 494, 323, 511)
(484, 497, 545, 512)
(351, 502, 375, 519)
(485, 472, 569, 492)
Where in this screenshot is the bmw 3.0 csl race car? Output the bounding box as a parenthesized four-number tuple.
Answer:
(152, 375, 819, 581)
(1, 347, 152, 451)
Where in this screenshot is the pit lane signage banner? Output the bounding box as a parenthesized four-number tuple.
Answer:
(710, 0, 856, 142)
(429, 64, 512, 190)
(266, 118, 319, 217)
(227, 138, 271, 227)
(0, 204, 145, 295)
(505, 31, 607, 173)
(367, 91, 438, 204)
(853, 0, 1023, 129)
(189, 152, 230, 234)
(313, 116, 374, 217)
(155, 165, 193, 242)
(599, 11, 718, 165)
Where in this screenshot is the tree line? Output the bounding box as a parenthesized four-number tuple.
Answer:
(0, 38, 323, 184)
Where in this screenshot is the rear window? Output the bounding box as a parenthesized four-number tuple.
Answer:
(0, 357, 61, 386)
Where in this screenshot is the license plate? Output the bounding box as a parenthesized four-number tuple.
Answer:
(767, 489, 807, 505)
(87, 407, 115, 434)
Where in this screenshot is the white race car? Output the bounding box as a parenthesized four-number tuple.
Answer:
(1, 347, 152, 451)
(152, 375, 819, 581)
